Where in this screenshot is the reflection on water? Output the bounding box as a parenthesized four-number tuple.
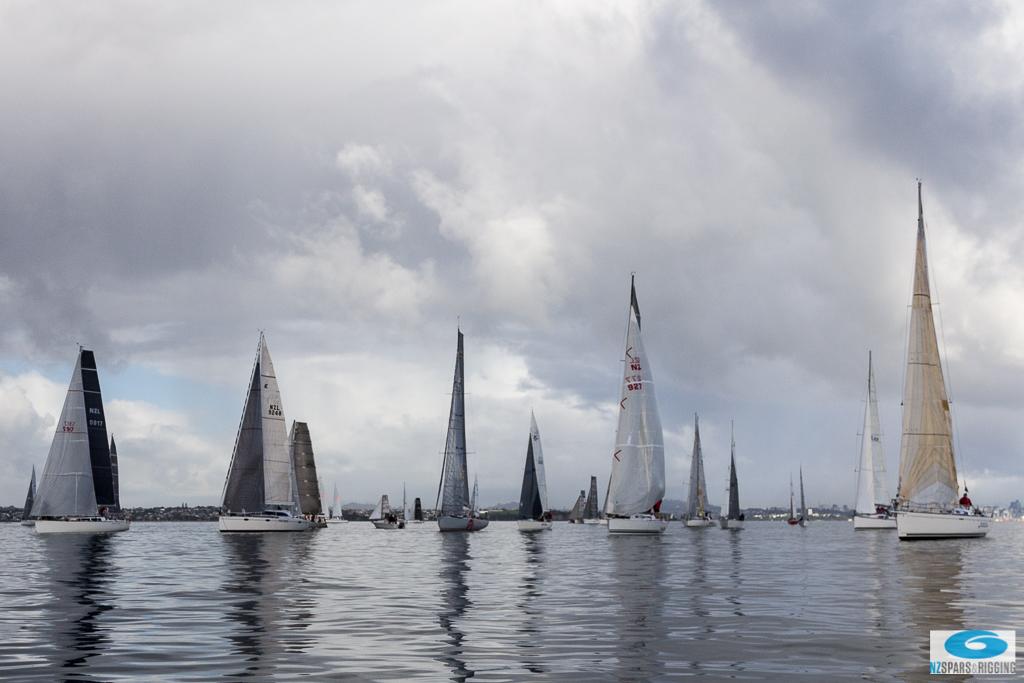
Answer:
(609, 534, 666, 681)
(40, 534, 117, 678)
(437, 533, 473, 682)
(516, 531, 546, 674)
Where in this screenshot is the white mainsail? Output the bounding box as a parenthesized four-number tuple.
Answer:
(855, 351, 889, 514)
(604, 277, 666, 517)
(32, 354, 97, 518)
(529, 411, 549, 513)
(898, 183, 959, 507)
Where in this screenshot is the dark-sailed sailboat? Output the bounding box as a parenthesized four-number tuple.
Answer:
(517, 412, 551, 531)
(20, 466, 36, 526)
(32, 348, 128, 533)
(720, 422, 744, 529)
(436, 328, 489, 532)
(582, 476, 601, 524)
(414, 497, 424, 522)
(290, 421, 326, 527)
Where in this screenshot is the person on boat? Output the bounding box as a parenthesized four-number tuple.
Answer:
(958, 489, 973, 513)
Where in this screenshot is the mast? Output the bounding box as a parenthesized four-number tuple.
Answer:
(438, 328, 470, 517)
(898, 182, 959, 506)
(727, 422, 740, 520)
(605, 275, 665, 516)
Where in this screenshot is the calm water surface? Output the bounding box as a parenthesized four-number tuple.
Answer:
(1, 521, 1022, 681)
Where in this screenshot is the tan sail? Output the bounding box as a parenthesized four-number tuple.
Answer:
(897, 183, 958, 506)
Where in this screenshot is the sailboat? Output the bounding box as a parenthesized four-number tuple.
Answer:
(581, 476, 601, 524)
(326, 482, 348, 523)
(853, 352, 896, 529)
(290, 421, 326, 527)
(720, 422, 744, 529)
(685, 414, 714, 528)
(517, 412, 552, 531)
(20, 466, 36, 526)
(413, 497, 424, 523)
(32, 348, 129, 533)
(568, 490, 586, 523)
(786, 475, 799, 525)
(798, 466, 807, 527)
(436, 328, 489, 532)
(605, 276, 668, 534)
(370, 493, 404, 529)
(218, 333, 313, 532)
(896, 183, 988, 539)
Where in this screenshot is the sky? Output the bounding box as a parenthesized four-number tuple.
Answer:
(3, 0, 1024, 510)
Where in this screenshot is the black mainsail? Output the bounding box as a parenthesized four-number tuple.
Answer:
(727, 426, 741, 520)
(22, 466, 36, 520)
(81, 350, 115, 508)
(583, 476, 600, 519)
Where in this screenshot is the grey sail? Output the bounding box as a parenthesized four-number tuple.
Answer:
(109, 434, 120, 511)
(727, 428, 740, 520)
(799, 467, 806, 518)
(583, 476, 600, 519)
(686, 414, 709, 518)
(438, 329, 470, 517)
(22, 465, 36, 520)
(518, 435, 543, 520)
(289, 421, 323, 516)
(32, 351, 100, 518)
(569, 490, 585, 522)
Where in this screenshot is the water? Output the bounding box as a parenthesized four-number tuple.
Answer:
(1, 521, 1021, 682)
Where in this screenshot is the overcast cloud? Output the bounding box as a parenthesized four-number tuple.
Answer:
(2, 1, 1024, 510)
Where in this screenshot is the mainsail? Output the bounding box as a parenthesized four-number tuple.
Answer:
(109, 434, 120, 511)
(221, 334, 298, 514)
(22, 466, 36, 520)
(583, 476, 600, 519)
(686, 414, 710, 519)
(727, 424, 740, 520)
(569, 490, 586, 522)
(898, 183, 959, 507)
(604, 276, 666, 516)
(799, 467, 806, 519)
(370, 494, 390, 520)
(32, 349, 114, 518)
(290, 421, 322, 516)
(518, 420, 544, 521)
(414, 497, 423, 521)
(438, 329, 471, 517)
(855, 352, 889, 514)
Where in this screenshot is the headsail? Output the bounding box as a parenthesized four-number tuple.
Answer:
(370, 494, 390, 520)
(604, 276, 665, 516)
(727, 423, 740, 520)
(438, 329, 471, 517)
(898, 183, 959, 506)
(583, 476, 600, 519)
(290, 421, 323, 516)
(686, 414, 710, 519)
(22, 466, 36, 520)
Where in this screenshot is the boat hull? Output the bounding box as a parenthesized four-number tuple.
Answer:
(517, 520, 552, 532)
(897, 510, 989, 540)
(685, 518, 715, 528)
(580, 519, 601, 525)
(854, 514, 896, 530)
(20, 520, 34, 527)
(720, 519, 744, 529)
(607, 516, 668, 535)
(438, 515, 489, 532)
(36, 518, 129, 534)
(218, 515, 314, 532)
(371, 519, 405, 529)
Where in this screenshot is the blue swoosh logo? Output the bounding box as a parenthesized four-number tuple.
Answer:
(944, 631, 1008, 660)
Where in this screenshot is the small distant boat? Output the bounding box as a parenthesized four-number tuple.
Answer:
(290, 421, 327, 528)
(798, 467, 807, 527)
(218, 334, 313, 532)
(326, 482, 348, 523)
(581, 476, 602, 524)
(412, 497, 424, 523)
(786, 475, 799, 526)
(685, 414, 715, 528)
(370, 494, 404, 529)
(436, 328, 489, 532)
(895, 183, 987, 540)
(32, 348, 129, 534)
(517, 412, 552, 532)
(567, 490, 586, 524)
(605, 276, 668, 534)
(853, 352, 896, 530)
(20, 465, 36, 526)
(719, 422, 744, 529)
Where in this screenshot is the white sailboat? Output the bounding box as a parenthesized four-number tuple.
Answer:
(20, 466, 36, 526)
(517, 412, 552, 531)
(33, 349, 129, 534)
(685, 414, 714, 528)
(605, 276, 668, 534)
(719, 422, 744, 529)
(436, 328, 489, 532)
(326, 482, 348, 524)
(218, 333, 313, 532)
(853, 352, 896, 529)
(896, 183, 988, 539)
(786, 474, 799, 525)
(370, 493, 404, 529)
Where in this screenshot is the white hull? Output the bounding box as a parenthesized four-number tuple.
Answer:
(437, 515, 489, 532)
(854, 514, 896, 530)
(218, 515, 314, 532)
(607, 516, 668, 535)
(20, 520, 35, 527)
(581, 518, 601, 525)
(36, 518, 129, 534)
(720, 519, 744, 529)
(897, 510, 989, 540)
(685, 518, 715, 528)
(517, 520, 552, 532)
(371, 519, 404, 529)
